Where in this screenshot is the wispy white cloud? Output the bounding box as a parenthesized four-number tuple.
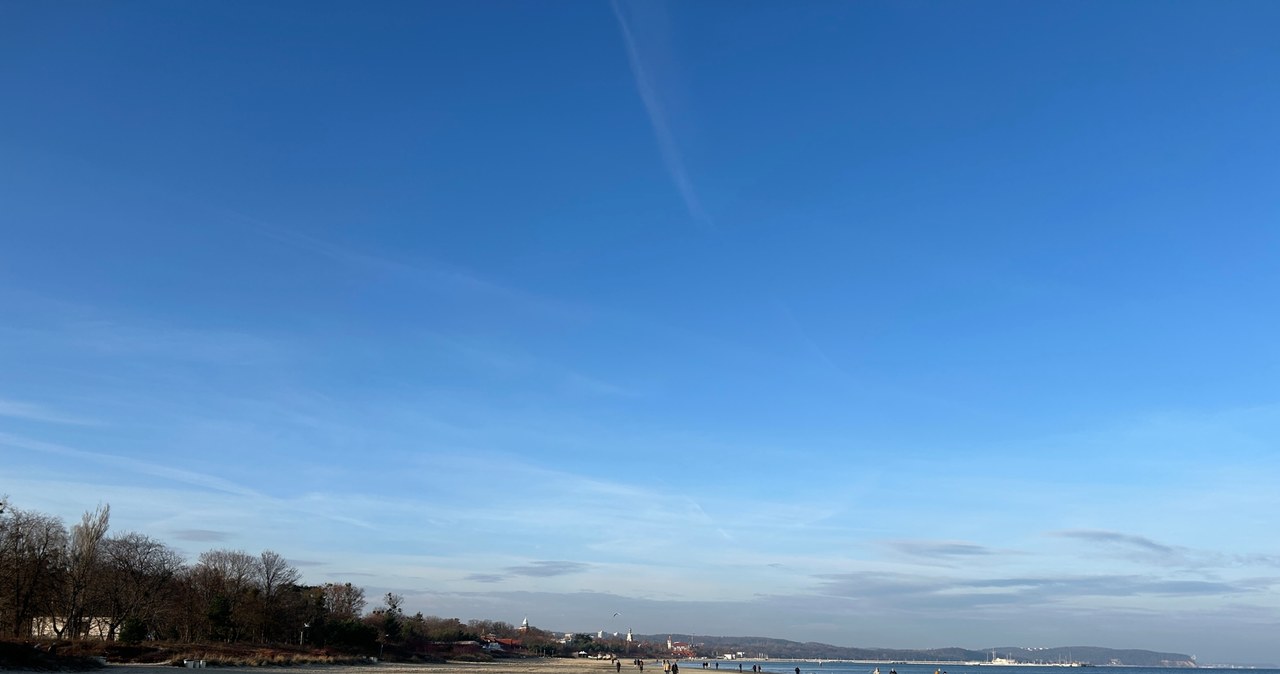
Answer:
(1051, 529, 1280, 571)
(0, 432, 264, 499)
(422, 332, 638, 399)
(611, 0, 709, 227)
(68, 322, 280, 364)
(0, 294, 282, 366)
(812, 569, 1262, 608)
(464, 573, 506, 584)
(505, 561, 592, 578)
(230, 213, 578, 320)
(883, 539, 1006, 561)
(0, 397, 97, 425)
(170, 529, 233, 542)
(0, 433, 377, 533)
(1054, 529, 1180, 559)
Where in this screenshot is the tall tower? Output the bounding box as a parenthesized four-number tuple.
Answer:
(626, 628, 633, 643)
(519, 617, 529, 632)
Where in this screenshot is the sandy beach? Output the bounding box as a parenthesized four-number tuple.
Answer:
(50, 659, 635, 674)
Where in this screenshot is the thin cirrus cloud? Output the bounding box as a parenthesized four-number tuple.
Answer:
(1053, 529, 1280, 570)
(810, 570, 1254, 612)
(1052, 529, 1201, 567)
(884, 540, 1002, 559)
(0, 397, 97, 426)
(465, 561, 593, 584)
(464, 574, 508, 584)
(235, 215, 575, 320)
(286, 559, 328, 568)
(610, 0, 708, 227)
(0, 432, 265, 500)
(965, 575, 1250, 598)
(170, 529, 233, 542)
(0, 432, 379, 534)
(1054, 529, 1178, 555)
(506, 561, 592, 578)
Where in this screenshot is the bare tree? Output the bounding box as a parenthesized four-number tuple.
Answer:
(101, 532, 184, 640)
(0, 506, 68, 637)
(254, 550, 301, 641)
(52, 503, 110, 638)
(191, 549, 258, 641)
(0, 500, 376, 646)
(196, 549, 258, 592)
(256, 550, 301, 601)
(169, 566, 209, 643)
(321, 582, 366, 620)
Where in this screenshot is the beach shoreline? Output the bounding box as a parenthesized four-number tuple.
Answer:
(1, 658, 639, 674)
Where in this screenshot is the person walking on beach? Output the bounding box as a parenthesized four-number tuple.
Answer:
(618, 663, 622, 673)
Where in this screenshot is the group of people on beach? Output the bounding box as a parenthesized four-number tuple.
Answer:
(650, 662, 777, 674)
(652, 661, 767, 674)
(636, 660, 808, 674)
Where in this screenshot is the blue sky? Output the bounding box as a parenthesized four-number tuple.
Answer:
(3, 0, 1280, 664)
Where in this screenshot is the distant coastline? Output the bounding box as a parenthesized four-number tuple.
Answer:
(638, 637, 1196, 669)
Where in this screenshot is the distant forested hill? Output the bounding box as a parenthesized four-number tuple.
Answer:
(634, 635, 1194, 667)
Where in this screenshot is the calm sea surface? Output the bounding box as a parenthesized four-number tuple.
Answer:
(673, 663, 1280, 674)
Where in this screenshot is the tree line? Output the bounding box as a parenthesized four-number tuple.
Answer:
(0, 498, 556, 653)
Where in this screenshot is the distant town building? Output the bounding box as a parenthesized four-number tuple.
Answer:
(666, 636, 696, 657)
(31, 616, 110, 639)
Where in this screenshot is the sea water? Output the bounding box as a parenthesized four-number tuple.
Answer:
(675, 664, 1280, 674)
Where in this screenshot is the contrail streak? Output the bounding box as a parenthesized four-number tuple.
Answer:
(610, 0, 710, 227)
